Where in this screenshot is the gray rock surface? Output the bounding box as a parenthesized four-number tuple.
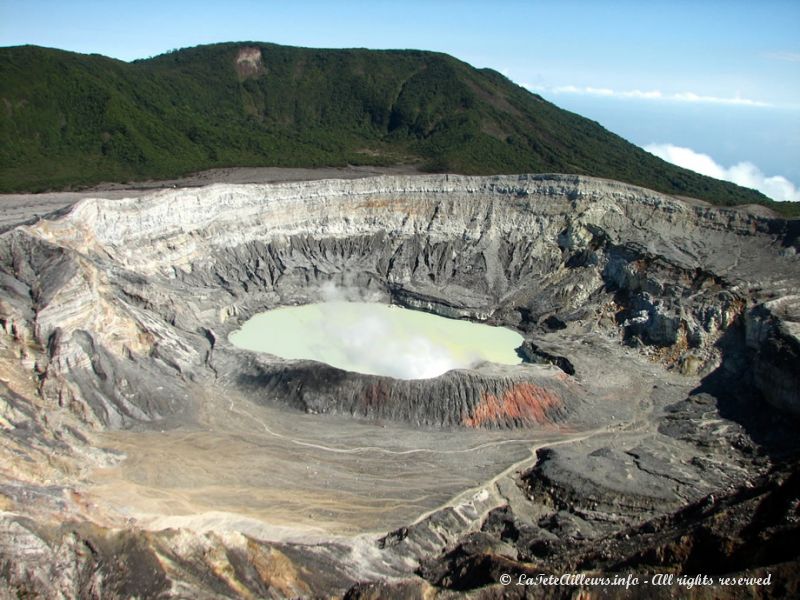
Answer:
(1, 173, 798, 597)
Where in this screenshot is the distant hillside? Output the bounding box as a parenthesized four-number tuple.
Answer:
(1, 42, 796, 216)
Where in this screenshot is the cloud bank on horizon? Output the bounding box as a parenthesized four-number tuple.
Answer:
(527, 84, 771, 107)
(645, 144, 800, 203)
(763, 51, 800, 63)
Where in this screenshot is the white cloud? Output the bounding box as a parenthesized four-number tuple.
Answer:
(526, 84, 770, 107)
(584, 86, 614, 96)
(644, 143, 800, 203)
(764, 51, 800, 63)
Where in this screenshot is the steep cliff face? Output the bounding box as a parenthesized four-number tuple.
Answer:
(1, 174, 798, 597)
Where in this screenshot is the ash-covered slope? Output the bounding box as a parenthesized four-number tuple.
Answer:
(0, 174, 798, 597)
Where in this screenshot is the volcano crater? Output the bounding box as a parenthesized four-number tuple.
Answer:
(4, 174, 798, 433)
(2, 174, 800, 596)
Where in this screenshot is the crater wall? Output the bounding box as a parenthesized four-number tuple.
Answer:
(2, 174, 798, 430)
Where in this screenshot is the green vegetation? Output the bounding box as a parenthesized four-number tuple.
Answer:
(1, 42, 797, 216)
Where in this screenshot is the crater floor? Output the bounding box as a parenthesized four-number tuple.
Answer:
(84, 327, 680, 541)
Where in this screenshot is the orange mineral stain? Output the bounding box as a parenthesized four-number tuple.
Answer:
(463, 383, 562, 427)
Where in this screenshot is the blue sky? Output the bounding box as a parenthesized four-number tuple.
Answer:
(2, 0, 799, 200)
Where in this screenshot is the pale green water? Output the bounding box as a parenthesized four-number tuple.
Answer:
(228, 301, 523, 379)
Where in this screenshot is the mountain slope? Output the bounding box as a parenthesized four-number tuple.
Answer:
(1, 42, 794, 215)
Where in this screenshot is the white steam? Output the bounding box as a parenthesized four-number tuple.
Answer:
(316, 282, 473, 379)
(329, 314, 469, 380)
(645, 143, 800, 203)
(230, 282, 523, 379)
